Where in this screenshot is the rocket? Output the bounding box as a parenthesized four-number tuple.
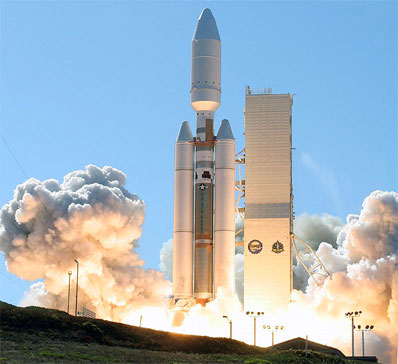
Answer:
(173, 9, 236, 303)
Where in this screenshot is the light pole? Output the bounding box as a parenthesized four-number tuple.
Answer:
(345, 311, 362, 357)
(223, 315, 232, 339)
(305, 335, 308, 357)
(74, 259, 79, 317)
(354, 324, 374, 357)
(263, 325, 285, 346)
(246, 311, 264, 346)
(67, 271, 72, 314)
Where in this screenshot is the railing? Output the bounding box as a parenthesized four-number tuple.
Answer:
(245, 86, 272, 95)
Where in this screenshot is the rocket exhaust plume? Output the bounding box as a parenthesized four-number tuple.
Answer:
(0, 165, 171, 322)
(162, 190, 398, 363)
(0, 167, 396, 362)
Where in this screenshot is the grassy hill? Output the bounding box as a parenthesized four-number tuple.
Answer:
(0, 301, 365, 363)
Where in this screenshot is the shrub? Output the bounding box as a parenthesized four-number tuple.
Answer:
(82, 322, 104, 343)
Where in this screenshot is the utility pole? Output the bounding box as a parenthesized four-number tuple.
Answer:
(354, 324, 374, 357)
(222, 315, 232, 339)
(67, 271, 72, 314)
(351, 315, 354, 355)
(362, 330, 364, 356)
(254, 316, 256, 346)
(74, 259, 79, 316)
(305, 335, 308, 357)
(263, 325, 285, 347)
(345, 311, 362, 357)
(246, 311, 263, 346)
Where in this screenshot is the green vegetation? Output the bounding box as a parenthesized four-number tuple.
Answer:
(0, 301, 368, 363)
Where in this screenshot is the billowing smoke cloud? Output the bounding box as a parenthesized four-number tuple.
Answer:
(2, 166, 397, 362)
(160, 191, 398, 362)
(294, 213, 343, 249)
(0, 165, 171, 321)
(304, 191, 398, 362)
(159, 238, 173, 281)
(293, 213, 344, 291)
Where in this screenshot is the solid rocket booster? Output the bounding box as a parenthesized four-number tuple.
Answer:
(173, 8, 235, 301)
(214, 120, 236, 294)
(173, 121, 194, 298)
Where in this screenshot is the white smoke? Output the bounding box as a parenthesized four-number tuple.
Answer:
(292, 213, 344, 291)
(0, 165, 171, 321)
(159, 238, 173, 281)
(1, 167, 397, 362)
(304, 190, 398, 362)
(294, 213, 343, 249)
(160, 191, 398, 362)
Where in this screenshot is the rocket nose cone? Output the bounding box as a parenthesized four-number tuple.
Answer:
(177, 121, 193, 142)
(217, 119, 234, 140)
(193, 8, 220, 41)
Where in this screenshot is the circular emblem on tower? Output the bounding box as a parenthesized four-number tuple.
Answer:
(248, 240, 263, 254)
(272, 240, 284, 254)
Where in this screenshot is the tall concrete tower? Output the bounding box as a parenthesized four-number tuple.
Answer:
(243, 88, 293, 313)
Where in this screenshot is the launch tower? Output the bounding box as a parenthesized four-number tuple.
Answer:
(243, 88, 293, 313)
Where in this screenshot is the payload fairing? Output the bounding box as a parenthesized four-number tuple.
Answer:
(173, 9, 236, 302)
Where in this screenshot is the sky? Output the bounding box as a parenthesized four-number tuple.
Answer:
(0, 1, 396, 306)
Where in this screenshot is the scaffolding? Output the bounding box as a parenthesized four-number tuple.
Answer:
(291, 233, 331, 286)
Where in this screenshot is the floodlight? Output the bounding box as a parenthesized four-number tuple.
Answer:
(281, 326, 284, 330)
(358, 325, 361, 329)
(355, 311, 358, 315)
(246, 311, 250, 315)
(365, 325, 369, 329)
(68, 271, 72, 275)
(267, 325, 270, 329)
(370, 325, 374, 329)
(275, 325, 279, 330)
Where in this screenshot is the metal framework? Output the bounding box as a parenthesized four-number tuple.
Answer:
(235, 149, 245, 246)
(235, 148, 245, 217)
(291, 233, 331, 286)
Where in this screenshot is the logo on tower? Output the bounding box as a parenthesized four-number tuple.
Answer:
(272, 240, 284, 254)
(248, 240, 263, 254)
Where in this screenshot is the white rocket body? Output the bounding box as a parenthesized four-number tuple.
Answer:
(173, 8, 235, 302)
(172, 122, 194, 298)
(214, 120, 236, 294)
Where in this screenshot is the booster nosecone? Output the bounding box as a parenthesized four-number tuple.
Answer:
(191, 8, 221, 113)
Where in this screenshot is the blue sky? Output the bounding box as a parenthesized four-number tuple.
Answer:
(0, 1, 396, 305)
